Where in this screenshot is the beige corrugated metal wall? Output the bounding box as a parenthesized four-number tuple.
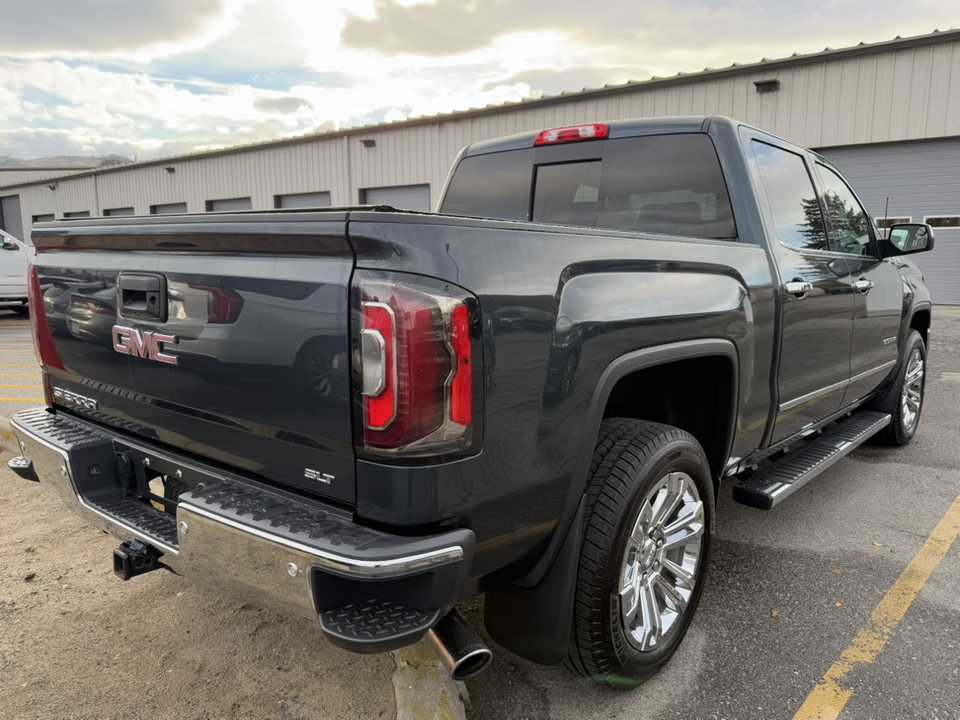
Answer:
(4, 32, 959, 243)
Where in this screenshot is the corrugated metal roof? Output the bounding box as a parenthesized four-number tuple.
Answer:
(1, 27, 958, 190)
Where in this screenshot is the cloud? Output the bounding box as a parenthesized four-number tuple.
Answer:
(253, 96, 313, 114)
(0, 0, 237, 59)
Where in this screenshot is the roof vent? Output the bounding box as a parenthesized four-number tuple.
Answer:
(754, 79, 780, 94)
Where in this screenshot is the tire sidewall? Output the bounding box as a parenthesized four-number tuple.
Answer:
(602, 438, 714, 677)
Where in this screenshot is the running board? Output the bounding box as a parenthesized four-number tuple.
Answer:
(733, 411, 891, 510)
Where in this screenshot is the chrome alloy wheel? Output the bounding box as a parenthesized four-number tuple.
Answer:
(900, 347, 924, 433)
(619, 471, 705, 652)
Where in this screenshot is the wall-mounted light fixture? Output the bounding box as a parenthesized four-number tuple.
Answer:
(164, 166, 176, 173)
(47, 182, 57, 190)
(360, 139, 376, 148)
(754, 79, 780, 94)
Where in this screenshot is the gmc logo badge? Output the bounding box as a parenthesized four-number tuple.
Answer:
(112, 325, 179, 365)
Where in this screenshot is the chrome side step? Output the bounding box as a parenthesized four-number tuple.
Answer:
(733, 411, 891, 510)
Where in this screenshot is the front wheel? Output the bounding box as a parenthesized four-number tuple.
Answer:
(565, 419, 714, 689)
(872, 329, 926, 446)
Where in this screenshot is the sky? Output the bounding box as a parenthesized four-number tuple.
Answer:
(0, 0, 956, 161)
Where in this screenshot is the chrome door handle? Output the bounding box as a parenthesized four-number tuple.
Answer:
(784, 281, 814, 296)
(853, 278, 874, 294)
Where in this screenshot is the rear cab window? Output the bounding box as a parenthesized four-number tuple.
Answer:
(442, 134, 737, 241)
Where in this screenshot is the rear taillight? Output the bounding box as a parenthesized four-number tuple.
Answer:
(190, 285, 244, 323)
(27, 266, 65, 376)
(355, 272, 479, 459)
(534, 123, 609, 146)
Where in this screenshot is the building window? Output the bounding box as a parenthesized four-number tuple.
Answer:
(105, 207, 135, 216)
(205, 197, 252, 212)
(151, 202, 188, 214)
(63, 211, 91, 218)
(274, 191, 332, 209)
(876, 217, 912, 229)
(32, 214, 55, 223)
(925, 216, 960, 228)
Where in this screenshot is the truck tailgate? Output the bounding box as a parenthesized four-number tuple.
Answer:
(32, 214, 357, 505)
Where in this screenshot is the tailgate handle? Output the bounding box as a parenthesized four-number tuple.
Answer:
(118, 273, 166, 321)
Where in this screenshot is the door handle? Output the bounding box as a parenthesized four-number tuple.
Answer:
(784, 280, 814, 297)
(853, 278, 874, 294)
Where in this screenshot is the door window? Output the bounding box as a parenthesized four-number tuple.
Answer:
(816, 164, 875, 256)
(752, 141, 828, 252)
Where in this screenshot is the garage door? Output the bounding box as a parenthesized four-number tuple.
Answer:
(821, 139, 960, 305)
(206, 197, 252, 212)
(276, 191, 331, 209)
(0, 195, 24, 242)
(362, 184, 431, 212)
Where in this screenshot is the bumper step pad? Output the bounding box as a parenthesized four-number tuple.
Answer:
(733, 410, 891, 509)
(320, 599, 439, 647)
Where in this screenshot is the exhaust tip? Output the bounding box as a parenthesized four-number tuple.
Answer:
(450, 646, 493, 681)
(427, 607, 493, 681)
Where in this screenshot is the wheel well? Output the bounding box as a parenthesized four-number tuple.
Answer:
(910, 309, 930, 347)
(602, 356, 735, 481)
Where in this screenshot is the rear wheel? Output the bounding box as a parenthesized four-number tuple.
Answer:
(13, 303, 28, 315)
(565, 419, 714, 689)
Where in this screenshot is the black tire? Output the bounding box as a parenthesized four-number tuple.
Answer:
(13, 304, 29, 315)
(565, 419, 714, 689)
(871, 329, 926, 446)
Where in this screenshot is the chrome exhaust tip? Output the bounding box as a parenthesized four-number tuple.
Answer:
(426, 607, 493, 681)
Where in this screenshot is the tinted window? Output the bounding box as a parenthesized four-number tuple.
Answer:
(817, 164, 873, 256)
(532, 161, 601, 227)
(441, 149, 534, 220)
(752, 141, 828, 251)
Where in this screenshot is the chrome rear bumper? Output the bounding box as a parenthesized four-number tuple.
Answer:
(9, 408, 474, 653)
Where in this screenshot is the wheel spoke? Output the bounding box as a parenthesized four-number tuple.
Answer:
(654, 575, 688, 613)
(648, 473, 684, 529)
(662, 557, 696, 590)
(620, 579, 639, 621)
(663, 502, 704, 551)
(638, 579, 662, 650)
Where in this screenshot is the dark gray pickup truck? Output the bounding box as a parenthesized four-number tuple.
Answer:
(7, 116, 934, 688)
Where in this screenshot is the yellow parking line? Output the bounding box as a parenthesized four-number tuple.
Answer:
(0, 398, 44, 402)
(0, 374, 40, 377)
(794, 494, 960, 720)
(0, 385, 42, 388)
(0, 365, 39, 368)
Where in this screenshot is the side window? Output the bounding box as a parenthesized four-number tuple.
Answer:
(441, 148, 535, 221)
(817, 164, 874, 256)
(752, 141, 828, 252)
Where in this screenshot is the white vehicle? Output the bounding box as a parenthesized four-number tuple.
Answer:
(0, 229, 34, 313)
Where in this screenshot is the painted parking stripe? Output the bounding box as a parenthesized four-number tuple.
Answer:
(794, 493, 960, 720)
(0, 399, 44, 403)
(0, 385, 42, 389)
(0, 373, 41, 376)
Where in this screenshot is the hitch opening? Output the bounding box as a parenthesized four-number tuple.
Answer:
(113, 539, 163, 581)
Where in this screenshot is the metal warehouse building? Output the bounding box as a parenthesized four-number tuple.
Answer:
(2, 29, 959, 301)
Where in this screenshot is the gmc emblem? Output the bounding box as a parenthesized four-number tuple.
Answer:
(112, 325, 179, 365)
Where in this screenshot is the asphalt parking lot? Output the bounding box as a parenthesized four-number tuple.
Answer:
(2, 306, 958, 719)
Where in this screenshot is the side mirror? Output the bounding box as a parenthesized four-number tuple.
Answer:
(1, 241, 18, 251)
(879, 223, 935, 257)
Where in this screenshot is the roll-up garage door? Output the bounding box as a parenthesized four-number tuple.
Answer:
(362, 185, 431, 212)
(151, 202, 188, 215)
(0, 195, 25, 241)
(206, 197, 252, 212)
(276, 192, 331, 209)
(821, 138, 960, 305)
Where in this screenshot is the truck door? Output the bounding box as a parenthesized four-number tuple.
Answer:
(748, 137, 856, 444)
(0, 232, 29, 299)
(813, 161, 902, 405)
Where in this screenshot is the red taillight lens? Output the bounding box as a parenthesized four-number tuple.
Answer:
(27, 266, 65, 374)
(534, 123, 609, 146)
(356, 273, 478, 458)
(450, 304, 472, 425)
(190, 285, 244, 323)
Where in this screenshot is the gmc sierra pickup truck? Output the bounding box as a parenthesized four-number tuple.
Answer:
(6, 116, 934, 688)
